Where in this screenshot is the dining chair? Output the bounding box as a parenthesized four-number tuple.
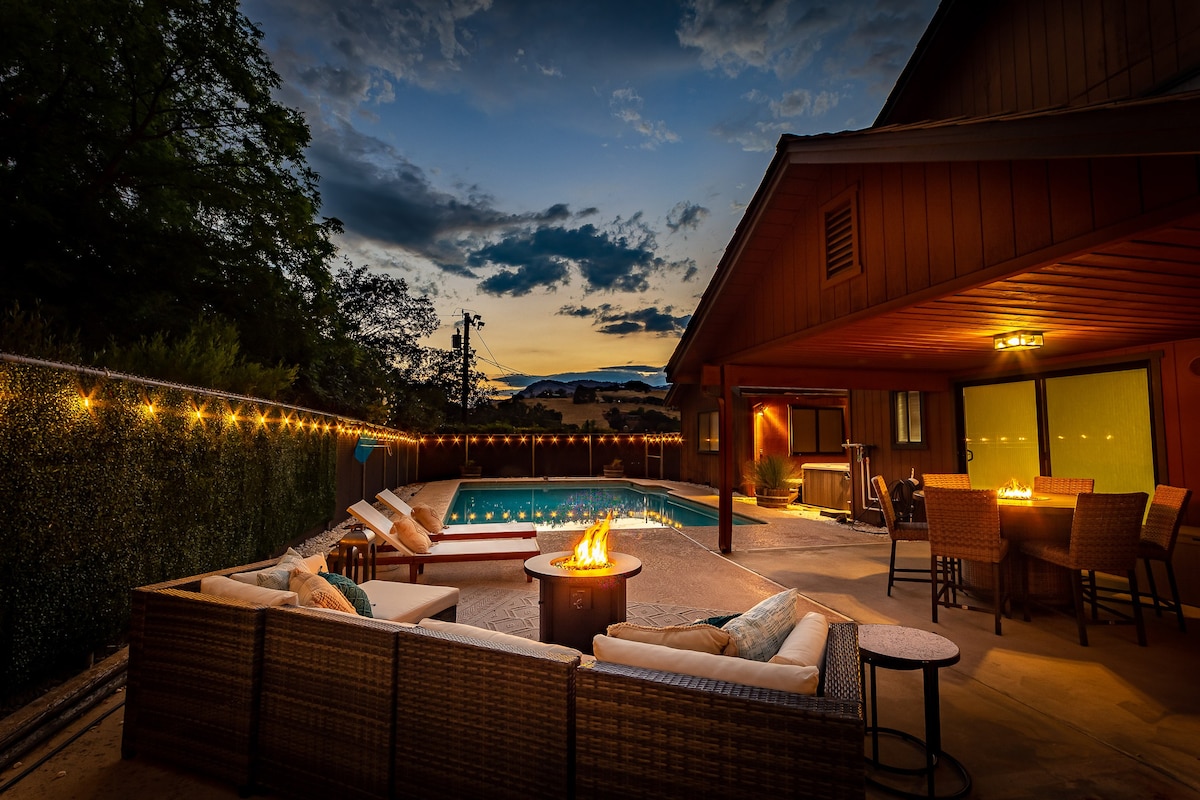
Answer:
(1032, 476, 1094, 495)
(872, 475, 930, 596)
(1138, 484, 1192, 632)
(922, 473, 972, 489)
(924, 487, 1008, 635)
(1020, 491, 1149, 646)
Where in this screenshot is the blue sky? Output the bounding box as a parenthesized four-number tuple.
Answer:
(240, 0, 940, 391)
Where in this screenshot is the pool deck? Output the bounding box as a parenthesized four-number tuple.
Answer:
(3, 479, 1198, 799)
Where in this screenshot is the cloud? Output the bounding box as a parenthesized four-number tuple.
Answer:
(559, 303, 691, 336)
(677, 0, 839, 79)
(610, 88, 681, 149)
(666, 201, 710, 233)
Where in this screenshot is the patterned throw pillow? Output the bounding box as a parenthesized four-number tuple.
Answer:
(289, 568, 356, 613)
(320, 571, 374, 617)
(410, 503, 445, 534)
(391, 516, 432, 553)
(722, 589, 798, 662)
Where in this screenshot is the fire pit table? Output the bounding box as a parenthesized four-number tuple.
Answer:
(524, 551, 642, 654)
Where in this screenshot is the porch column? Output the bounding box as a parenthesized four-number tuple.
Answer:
(718, 366, 734, 553)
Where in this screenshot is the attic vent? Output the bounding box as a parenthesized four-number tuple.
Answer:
(820, 187, 861, 286)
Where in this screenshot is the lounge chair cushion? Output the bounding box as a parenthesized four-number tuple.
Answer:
(768, 611, 829, 668)
(319, 571, 373, 617)
(289, 569, 357, 614)
(591, 635, 819, 695)
(418, 618, 581, 658)
(605, 622, 732, 655)
(722, 589, 798, 661)
(392, 516, 432, 553)
(200, 575, 298, 606)
(410, 503, 445, 534)
(362, 580, 459, 624)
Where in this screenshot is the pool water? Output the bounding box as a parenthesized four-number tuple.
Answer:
(446, 481, 759, 531)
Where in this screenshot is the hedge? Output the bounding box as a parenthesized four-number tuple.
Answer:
(0, 359, 339, 689)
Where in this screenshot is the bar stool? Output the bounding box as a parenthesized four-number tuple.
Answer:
(859, 624, 970, 799)
(336, 525, 376, 584)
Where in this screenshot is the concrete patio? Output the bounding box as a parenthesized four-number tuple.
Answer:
(2, 480, 1198, 799)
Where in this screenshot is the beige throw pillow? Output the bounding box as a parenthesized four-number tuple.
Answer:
(605, 622, 732, 655)
(769, 611, 829, 667)
(289, 568, 356, 613)
(410, 503, 445, 534)
(392, 516, 432, 553)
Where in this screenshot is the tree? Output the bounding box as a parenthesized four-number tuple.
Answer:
(0, 0, 338, 381)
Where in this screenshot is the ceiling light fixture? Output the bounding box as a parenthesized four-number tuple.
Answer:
(993, 330, 1044, 351)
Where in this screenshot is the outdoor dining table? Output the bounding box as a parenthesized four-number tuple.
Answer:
(961, 492, 1079, 605)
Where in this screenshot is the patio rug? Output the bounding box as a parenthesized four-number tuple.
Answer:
(456, 586, 729, 640)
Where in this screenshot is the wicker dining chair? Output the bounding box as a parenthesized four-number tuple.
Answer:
(924, 487, 1008, 635)
(1138, 484, 1192, 632)
(922, 473, 972, 489)
(872, 475, 930, 596)
(1032, 476, 1094, 495)
(1020, 491, 1149, 646)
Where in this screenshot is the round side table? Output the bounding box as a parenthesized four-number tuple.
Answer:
(858, 624, 970, 799)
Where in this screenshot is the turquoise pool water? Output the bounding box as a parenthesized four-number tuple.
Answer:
(446, 481, 759, 531)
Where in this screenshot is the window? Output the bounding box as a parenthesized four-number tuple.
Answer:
(789, 407, 844, 455)
(893, 391, 925, 447)
(697, 410, 719, 453)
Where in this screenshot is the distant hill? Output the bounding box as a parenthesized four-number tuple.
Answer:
(514, 378, 667, 399)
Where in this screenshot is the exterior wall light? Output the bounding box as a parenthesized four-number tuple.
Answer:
(993, 330, 1044, 351)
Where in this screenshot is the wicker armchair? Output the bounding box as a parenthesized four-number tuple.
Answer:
(924, 487, 1009, 635)
(1021, 492, 1149, 646)
(1032, 476, 1094, 495)
(872, 475, 930, 596)
(1138, 485, 1192, 631)
(922, 473, 971, 489)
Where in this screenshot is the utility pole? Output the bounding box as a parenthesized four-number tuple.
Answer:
(457, 311, 483, 422)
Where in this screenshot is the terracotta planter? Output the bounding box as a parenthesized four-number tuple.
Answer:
(603, 467, 624, 478)
(755, 488, 792, 509)
(460, 466, 482, 479)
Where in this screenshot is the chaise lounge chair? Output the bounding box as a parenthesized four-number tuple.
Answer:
(376, 488, 537, 540)
(348, 499, 540, 583)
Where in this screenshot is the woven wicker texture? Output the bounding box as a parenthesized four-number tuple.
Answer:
(924, 488, 1005, 563)
(257, 606, 401, 800)
(574, 622, 864, 800)
(1140, 484, 1192, 557)
(393, 627, 578, 800)
(922, 473, 971, 488)
(1022, 492, 1148, 572)
(1032, 476, 1094, 495)
(873, 475, 929, 543)
(122, 587, 266, 792)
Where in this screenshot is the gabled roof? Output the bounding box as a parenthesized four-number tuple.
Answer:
(666, 91, 1200, 387)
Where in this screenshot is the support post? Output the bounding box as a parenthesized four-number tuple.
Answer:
(718, 367, 735, 554)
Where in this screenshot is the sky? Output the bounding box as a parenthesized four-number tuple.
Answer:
(239, 0, 941, 393)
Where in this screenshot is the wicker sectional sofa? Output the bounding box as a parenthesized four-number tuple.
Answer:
(122, 562, 866, 799)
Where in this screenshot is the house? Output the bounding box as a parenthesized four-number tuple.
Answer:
(665, 0, 1200, 569)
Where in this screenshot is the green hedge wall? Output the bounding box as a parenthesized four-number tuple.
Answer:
(0, 360, 338, 689)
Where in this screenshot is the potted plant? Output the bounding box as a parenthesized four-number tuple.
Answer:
(603, 458, 624, 478)
(744, 455, 798, 508)
(460, 459, 482, 479)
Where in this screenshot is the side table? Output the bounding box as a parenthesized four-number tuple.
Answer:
(335, 526, 376, 584)
(858, 624, 970, 799)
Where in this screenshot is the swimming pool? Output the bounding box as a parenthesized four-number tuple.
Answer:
(445, 481, 759, 531)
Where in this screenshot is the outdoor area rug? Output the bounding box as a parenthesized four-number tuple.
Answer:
(456, 586, 729, 640)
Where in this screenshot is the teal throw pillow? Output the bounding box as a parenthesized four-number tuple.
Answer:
(722, 589, 797, 662)
(320, 571, 373, 617)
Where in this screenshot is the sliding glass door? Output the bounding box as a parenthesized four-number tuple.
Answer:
(963, 381, 1039, 489)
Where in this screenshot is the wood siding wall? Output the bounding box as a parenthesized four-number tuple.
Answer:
(885, 0, 1200, 124)
(708, 154, 1200, 363)
(849, 388, 960, 517)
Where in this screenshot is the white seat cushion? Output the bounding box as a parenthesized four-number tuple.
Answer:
(441, 521, 538, 536)
(426, 538, 540, 556)
(360, 580, 459, 623)
(418, 618, 581, 658)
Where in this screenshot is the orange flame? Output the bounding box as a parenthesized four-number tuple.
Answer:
(997, 477, 1032, 499)
(552, 514, 612, 570)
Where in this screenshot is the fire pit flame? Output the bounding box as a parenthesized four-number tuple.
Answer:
(551, 513, 613, 570)
(997, 477, 1032, 499)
